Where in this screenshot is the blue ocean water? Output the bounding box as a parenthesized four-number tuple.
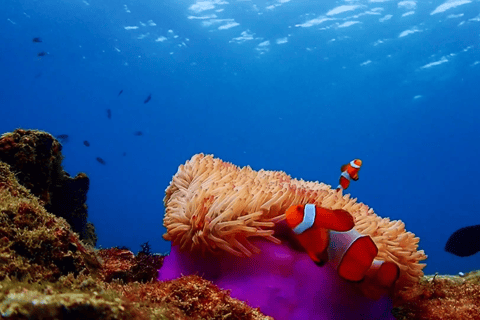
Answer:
(1, 0, 479, 276)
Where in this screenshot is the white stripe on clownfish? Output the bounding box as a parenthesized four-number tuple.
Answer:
(337, 172, 351, 190)
(341, 171, 351, 180)
(327, 229, 367, 269)
(350, 160, 361, 168)
(292, 203, 316, 234)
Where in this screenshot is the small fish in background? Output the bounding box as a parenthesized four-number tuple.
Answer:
(118, 89, 123, 96)
(96, 157, 106, 165)
(37, 51, 48, 57)
(122, 152, 127, 156)
(83, 140, 90, 147)
(34, 72, 42, 79)
(32, 37, 42, 43)
(133, 131, 143, 136)
(107, 109, 112, 119)
(56, 134, 69, 143)
(445, 224, 480, 257)
(336, 159, 362, 191)
(144, 93, 151, 104)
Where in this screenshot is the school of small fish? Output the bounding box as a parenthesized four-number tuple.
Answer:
(37, 36, 154, 166)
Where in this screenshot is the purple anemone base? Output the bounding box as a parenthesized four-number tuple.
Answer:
(158, 239, 395, 320)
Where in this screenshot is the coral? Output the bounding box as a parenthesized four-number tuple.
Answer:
(0, 162, 101, 282)
(163, 154, 426, 288)
(99, 244, 164, 283)
(0, 129, 96, 246)
(106, 275, 273, 320)
(392, 271, 480, 320)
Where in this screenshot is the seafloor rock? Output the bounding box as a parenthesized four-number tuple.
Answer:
(0, 161, 101, 282)
(0, 286, 140, 319)
(0, 276, 147, 320)
(0, 129, 96, 246)
(393, 271, 480, 319)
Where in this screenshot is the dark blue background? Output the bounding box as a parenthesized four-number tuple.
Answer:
(1, 0, 479, 275)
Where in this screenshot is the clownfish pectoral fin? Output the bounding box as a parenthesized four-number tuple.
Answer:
(352, 173, 359, 181)
(312, 249, 329, 266)
(298, 227, 330, 265)
(341, 164, 348, 172)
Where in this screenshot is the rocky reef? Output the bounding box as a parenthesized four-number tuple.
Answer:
(0, 129, 96, 246)
(0, 128, 479, 319)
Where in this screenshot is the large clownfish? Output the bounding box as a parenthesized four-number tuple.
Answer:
(337, 159, 362, 191)
(285, 204, 354, 265)
(286, 204, 400, 300)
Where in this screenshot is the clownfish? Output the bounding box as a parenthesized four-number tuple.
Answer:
(285, 204, 355, 266)
(285, 204, 400, 300)
(337, 159, 362, 191)
(327, 227, 400, 299)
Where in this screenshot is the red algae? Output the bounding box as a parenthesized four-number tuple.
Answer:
(105, 275, 273, 320)
(98, 247, 164, 283)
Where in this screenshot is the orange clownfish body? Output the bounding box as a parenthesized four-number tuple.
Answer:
(285, 204, 355, 265)
(286, 204, 400, 300)
(337, 159, 362, 191)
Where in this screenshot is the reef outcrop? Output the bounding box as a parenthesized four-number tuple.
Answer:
(0, 161, 101, 282)
(0, 129, 96, 246)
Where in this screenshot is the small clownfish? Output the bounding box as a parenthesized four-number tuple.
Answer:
(285, 204, 355, 266)
(337, 159, 362, 191)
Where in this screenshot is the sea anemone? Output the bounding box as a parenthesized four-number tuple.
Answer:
(163, 153, 427, 288)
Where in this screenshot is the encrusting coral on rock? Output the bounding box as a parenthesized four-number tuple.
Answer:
(0, 129, 96, 246)
(392, 271, 480, 319)
(0, 161, 101, 282)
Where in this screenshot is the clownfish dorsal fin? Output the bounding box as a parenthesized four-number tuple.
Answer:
(341, 164, 348, 172)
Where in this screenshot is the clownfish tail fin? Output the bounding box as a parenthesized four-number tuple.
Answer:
(336, 185, 343, 191)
